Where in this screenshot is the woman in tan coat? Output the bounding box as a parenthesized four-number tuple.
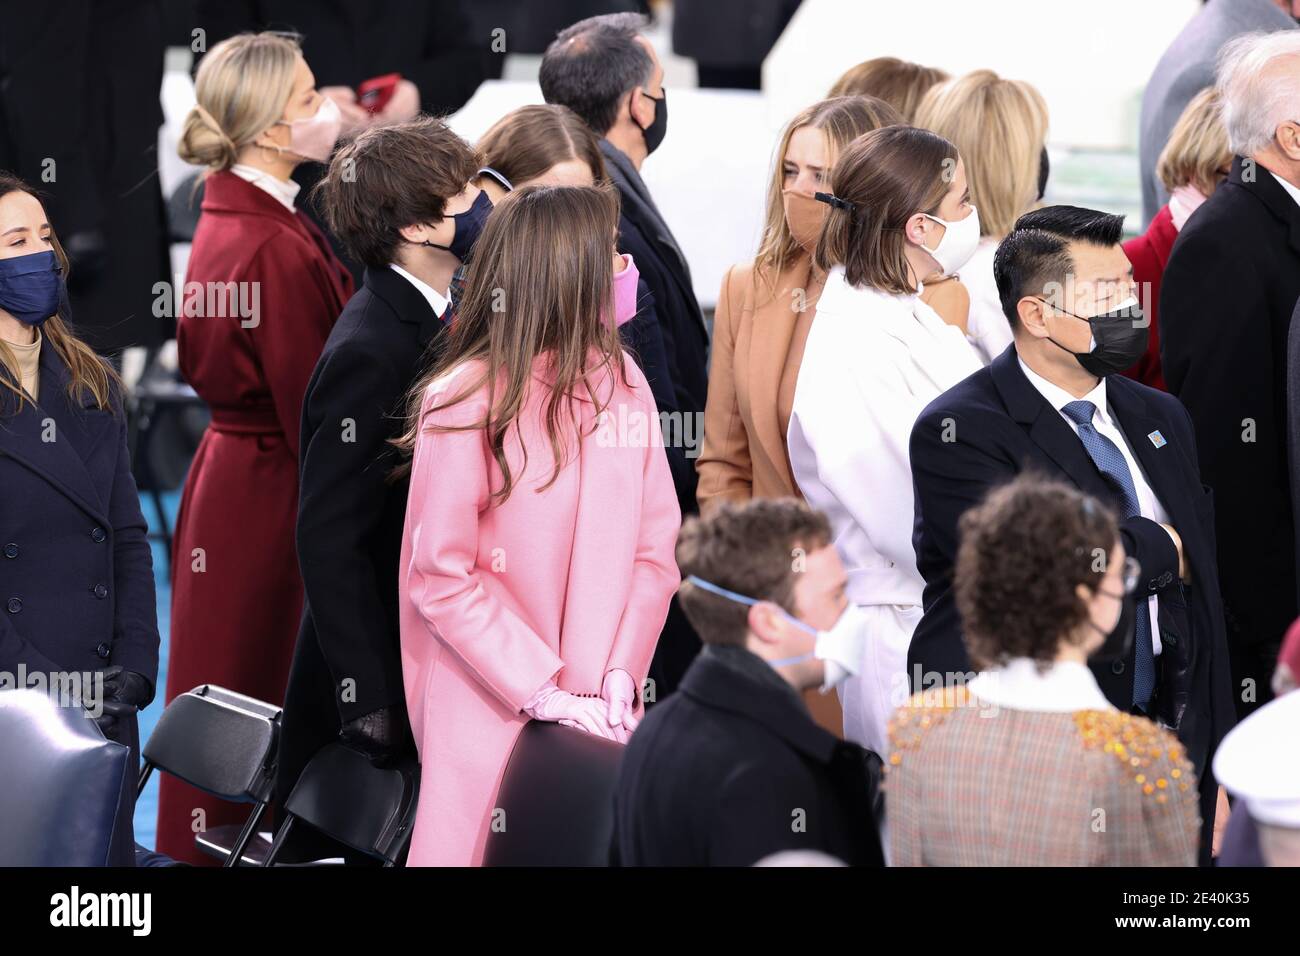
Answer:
(696, 95, 900, 509)
(886, 475, 1201, 866)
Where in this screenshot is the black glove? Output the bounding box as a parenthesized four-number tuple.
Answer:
(338, 706, 411, 767)
(92, 665, 154, 741)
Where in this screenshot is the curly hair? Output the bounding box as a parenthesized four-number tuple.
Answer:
(955, 473, 1119, 670)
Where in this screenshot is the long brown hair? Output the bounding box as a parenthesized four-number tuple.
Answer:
(753, 95, 902, 296)
(476, 104, 607, 187)
(815, 125, 958, 294)
(392, 183, 626, 501)
(0, 172, 120, 414)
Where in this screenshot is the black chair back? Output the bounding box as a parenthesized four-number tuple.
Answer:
(264, 743, 419, 867)
(482, 721, 624, 867)
(0, 689, 130, 866)
(140, 684, 279, 802)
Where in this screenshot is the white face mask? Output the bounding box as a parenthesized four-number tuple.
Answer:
(685, 575, 867, 692)
(921, 205, 981, 277)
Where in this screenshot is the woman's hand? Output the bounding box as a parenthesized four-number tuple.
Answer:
(524, 682, 624, 741)
(601, 669, 639, 741)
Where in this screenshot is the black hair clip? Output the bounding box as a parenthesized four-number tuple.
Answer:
(814, 191, 855, 213)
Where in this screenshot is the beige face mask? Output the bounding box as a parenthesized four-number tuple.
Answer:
(783, 189, 828, 252)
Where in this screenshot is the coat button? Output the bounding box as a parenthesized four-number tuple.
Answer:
(96, 642, 111, 660)
(6, 597, 21, 613)
(92, 584, 108, 599)
(91, 527, 107, 543)
(1111, 659, 1126, 675)
(3, 543, 16, 558)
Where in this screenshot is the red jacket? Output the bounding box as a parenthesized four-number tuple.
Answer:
(1121, 203, 1179, 391)
(158, 171, 352, 864)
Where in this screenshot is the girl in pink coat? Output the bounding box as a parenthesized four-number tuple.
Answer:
(394, 182, 681, 866)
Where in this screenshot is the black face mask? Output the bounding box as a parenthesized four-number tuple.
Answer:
(425, 189, 493, 262)
(1037, 296, 1149, 377)
(1088, 586, 1135, 664)
(1037, 146, 1050, 201)
(635, 88, 667, 156)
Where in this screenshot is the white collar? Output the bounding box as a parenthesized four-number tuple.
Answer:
(1270, 170, 1300, 211)
(231, 164, 300, 212)
(1018, 356, 1112, 425)
(967, 657, 1115, 713)
(390, 264, 450, 318)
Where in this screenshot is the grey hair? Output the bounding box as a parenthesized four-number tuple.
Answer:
(1216, 30, 1300, 157)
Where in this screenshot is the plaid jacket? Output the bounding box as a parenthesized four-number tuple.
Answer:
(885, 687, 1201, 866)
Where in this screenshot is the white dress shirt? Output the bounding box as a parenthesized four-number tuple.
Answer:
(231, 164, 301, 212)
(390, 264, 450, 318)
(968, 657, 1115, 713)
(1018, 358, 1168, 654)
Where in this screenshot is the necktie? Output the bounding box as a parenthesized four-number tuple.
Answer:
(1061, 400, 1156, 708)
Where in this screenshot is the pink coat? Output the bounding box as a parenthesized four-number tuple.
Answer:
(398, 351, 681, 866)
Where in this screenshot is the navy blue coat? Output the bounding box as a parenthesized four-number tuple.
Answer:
(0, 340, 159, 863)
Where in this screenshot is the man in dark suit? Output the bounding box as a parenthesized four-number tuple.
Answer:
(540, 12, 709, 696)
(273, 118, 481, 860)
(612, 498, 884, 867)
(908, 205, 1235, 863)
(1161, 30, 1300, 722)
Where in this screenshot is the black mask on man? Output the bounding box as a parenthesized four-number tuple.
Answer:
(1038, 296, 1149, 377)
(636, 88, 667, 155)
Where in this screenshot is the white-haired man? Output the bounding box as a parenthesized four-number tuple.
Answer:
(1161, 29, 1300, 722)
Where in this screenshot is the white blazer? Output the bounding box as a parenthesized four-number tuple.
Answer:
(787, 266, 982, 753)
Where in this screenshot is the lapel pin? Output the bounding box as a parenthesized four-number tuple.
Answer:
(1147, 430, 1167, 449)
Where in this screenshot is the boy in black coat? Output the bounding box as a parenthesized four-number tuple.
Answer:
(612, 499, 884, 866)
(274, 118, 483, 858)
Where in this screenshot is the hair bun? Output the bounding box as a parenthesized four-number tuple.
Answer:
(177, 104, 239, 171)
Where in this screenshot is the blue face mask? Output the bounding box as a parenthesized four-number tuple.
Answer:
(0, 250, 64, 326)
(427, 189, 494, 262)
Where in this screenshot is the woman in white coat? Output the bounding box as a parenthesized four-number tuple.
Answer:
(787, 125, 983, 756)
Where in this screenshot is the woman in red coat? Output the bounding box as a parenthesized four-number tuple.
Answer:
(158, 33, 352, 864)
(1121, 88, 1230, 391)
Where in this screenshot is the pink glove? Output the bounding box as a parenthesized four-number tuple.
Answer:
(601, 669, 639, 740)
(523, 681, 622, 741)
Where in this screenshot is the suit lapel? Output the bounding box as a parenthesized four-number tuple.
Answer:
(746, 260, 807, 480)
(990, 347, 1114, 502)
(1107, 378, 1193, 534)
(0, 344, 110, 523)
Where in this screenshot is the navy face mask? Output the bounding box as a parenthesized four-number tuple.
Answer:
(0, 250, 64, 326)
(427, 189, 493, 262)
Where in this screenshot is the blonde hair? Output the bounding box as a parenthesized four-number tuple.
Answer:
(178, 32, 302, 172)
(1157, 88, 1231, 196)
(915, 69, 1048, 239)
(752, 95, 901, 297)
(828, 57, 948, 123)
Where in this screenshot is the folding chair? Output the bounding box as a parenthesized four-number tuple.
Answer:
(263, 743, 419, 867)
(138, 684, 280, 867)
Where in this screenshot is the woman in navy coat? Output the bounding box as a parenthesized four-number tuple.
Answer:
(0, 171, 159, 865)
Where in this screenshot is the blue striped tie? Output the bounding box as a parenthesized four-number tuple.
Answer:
(1061, 400, 1156, 708)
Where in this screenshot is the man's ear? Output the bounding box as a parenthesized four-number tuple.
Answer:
(1017, 295, 1050, 338)
(747, 601, 785, 646)
(398, 222, 431, 245)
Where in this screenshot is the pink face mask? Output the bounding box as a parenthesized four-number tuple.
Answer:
(608, 253, 641, 327)
(275, 96, 342, 163)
